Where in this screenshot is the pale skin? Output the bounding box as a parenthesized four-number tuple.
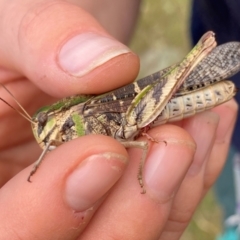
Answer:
(0, 1, 238, 240)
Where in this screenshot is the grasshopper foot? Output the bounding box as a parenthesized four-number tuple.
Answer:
(27, 166, 38, 182)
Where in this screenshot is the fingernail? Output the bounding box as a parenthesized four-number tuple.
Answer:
(58, 32, 131, 76)
(186, 111, 219, 175)
(65, 153, 128, 212)
(144, 141, 195, 200)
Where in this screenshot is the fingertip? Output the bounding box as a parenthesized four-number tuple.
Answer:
(0, 135, 128, 239)
(142, 125, 196, 200)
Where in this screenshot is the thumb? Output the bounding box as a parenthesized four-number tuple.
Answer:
(0, 1, 139, 97)
(0, 135, 128, 239)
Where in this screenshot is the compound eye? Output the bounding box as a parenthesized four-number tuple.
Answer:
(37, 112, 48, 126)
(37, 112, 48, 136)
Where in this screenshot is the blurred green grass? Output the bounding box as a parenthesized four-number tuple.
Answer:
(130, 1, 224, 239)
(130, 0, 191, 77)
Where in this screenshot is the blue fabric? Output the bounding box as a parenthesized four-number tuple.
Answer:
(190, 0, 240, 219)
(217, 228, 239, 240)
(190, 0, 240, 45)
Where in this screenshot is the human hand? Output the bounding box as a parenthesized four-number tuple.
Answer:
(0, 0, 140, 184)
(0, 1, 237, 239)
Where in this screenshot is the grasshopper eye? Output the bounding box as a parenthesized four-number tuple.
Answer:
(37, 112, 48, 136)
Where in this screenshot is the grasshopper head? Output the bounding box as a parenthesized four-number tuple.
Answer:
(31, 110, 61, 149)
(31, 99, 88, 149)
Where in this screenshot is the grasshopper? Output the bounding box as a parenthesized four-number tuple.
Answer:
(1, 31, 240, 193)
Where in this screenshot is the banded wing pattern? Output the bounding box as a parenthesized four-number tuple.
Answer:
(177, 41, 240, 95)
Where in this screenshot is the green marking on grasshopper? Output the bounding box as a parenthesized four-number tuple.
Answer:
(72, 113, 85, 136)
(34, 95, 91, 116)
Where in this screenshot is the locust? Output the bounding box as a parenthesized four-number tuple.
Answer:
(1, 31, 240, 193)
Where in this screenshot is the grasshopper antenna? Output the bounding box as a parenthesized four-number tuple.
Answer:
(0, 83, 35, 124)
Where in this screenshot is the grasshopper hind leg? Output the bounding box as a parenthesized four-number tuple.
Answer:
(122, 141, 149, 194)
